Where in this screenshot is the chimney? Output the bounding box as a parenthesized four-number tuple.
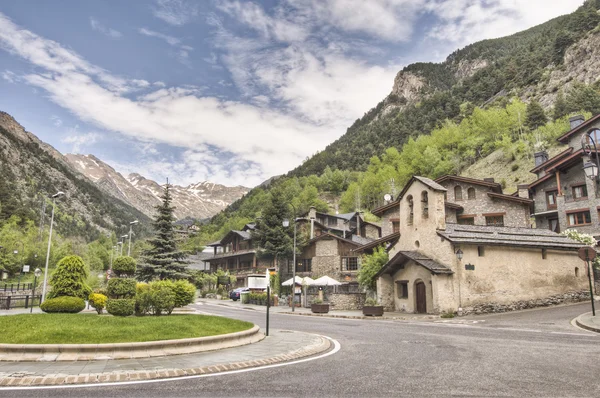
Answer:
(517, 184, 530, 199)
(310, 217, 315, 240)
(534, 151, 548, 167)
(483, 178, 495, 183)
(569, 115, 585, 130)
(308, 206, 317, 219)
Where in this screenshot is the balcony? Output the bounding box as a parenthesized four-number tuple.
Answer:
(211, 249, 256, 259)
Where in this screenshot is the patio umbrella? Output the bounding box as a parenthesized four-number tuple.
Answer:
(312, 275, 342, 286)
(282, 276, 304, 286)
(301, 276, 316, 286)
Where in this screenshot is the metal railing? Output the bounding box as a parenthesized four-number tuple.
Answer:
(0, 294, 41, 310)
(1, 283, 34, 293)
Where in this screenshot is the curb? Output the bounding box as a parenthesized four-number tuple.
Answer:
(279, 311, 440, 321)
(0, 325, 264, 362)
(0, 332, 332, 387)
(575, 313, 600, 333)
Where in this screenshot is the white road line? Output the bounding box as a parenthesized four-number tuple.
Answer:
(1, 335, 341, 391)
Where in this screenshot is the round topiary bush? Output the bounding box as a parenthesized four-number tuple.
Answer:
(112, 256, 137, 277)
(47, 255, 92, 300)
(106, 298, 136, 316)
(89, 293, 108, 314)
(40, 296, 86, 313)
(173, 280, 196, 308)
(107, 278, 137, 299)
(150, 280, 176, 315)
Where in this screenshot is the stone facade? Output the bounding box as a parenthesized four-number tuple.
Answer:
(377, 176, 589, 315)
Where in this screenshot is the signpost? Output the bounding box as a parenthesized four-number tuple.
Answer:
(578, 246, 596, 316)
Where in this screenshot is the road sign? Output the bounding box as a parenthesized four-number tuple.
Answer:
(217, 276, 230, 285)
(578, 246, 597, 262)
(22, 265, 30, 273)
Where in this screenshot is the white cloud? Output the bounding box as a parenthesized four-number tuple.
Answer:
(90, 17, 122, 39)
(2, 70, 17, 83)
(51, 115, 62, 127)
(62, 131, 100, 153)
(152, 0, 199, 26)
(138, 27, 193, 66)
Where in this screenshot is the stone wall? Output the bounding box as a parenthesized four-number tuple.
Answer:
(461, 291, 590, 315)
(306, 292, 365, 310)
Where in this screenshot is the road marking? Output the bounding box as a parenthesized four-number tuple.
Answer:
(1, 335, 341, 391)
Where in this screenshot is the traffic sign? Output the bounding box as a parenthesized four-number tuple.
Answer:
(578, 246, 597, 262)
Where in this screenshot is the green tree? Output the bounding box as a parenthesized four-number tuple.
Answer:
(137, 184, 189, 281)
(525, 99, 547, 130)
(357, 246, 389, 294)
(553, 90, 568, 120)
(566, 83, 600, 115)
(47, 255, 92, 300)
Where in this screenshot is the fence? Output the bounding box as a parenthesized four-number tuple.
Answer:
(1, 283, 34, 293)
(0, 294, 41, 310)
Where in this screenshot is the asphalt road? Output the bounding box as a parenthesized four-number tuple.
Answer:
(3, 302, 600, 398)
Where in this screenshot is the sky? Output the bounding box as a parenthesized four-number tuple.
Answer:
(0, 0, 584, 188)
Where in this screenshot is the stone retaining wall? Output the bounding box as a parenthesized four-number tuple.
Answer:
(461, 291, 590, 315)
(306, 292, 365, 310)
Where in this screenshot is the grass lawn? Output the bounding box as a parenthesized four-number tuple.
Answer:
(0, 314, 254, 344)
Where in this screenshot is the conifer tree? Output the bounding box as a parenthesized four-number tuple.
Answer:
(253, 186, 293, 268)
(553, 90, 568, 120)
(137, 183, 188, 281)
(525, 99, 547, 130)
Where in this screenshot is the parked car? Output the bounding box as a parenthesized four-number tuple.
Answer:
(229, 288, 249, 301)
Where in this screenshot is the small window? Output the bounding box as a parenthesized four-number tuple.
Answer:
(454, 186, 463, 201)
(341, 257, 360, 271)
(478, 246, 485, 257)
(575, 267, 579, 277)
(485, 215, 504, 227)
(542, 248, 547, 259)
(407, 195, 414, 225)
(327, 216, 337, 226)
(467, 187, 476, 200)
(585, 129, 600, 146)
(572, 185, 588, 200)
(546, 190, 557, 209)
(421, 191, 429, 218)
(567, 210, 591, 226)
(396, 281, 408, 299)
(392, 220, 400, 233)
(458, 216, 475, 225)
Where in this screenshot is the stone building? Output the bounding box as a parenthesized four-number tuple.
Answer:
(297, 207, 381, 240)
(375, 176, 588, 314)
(528, 114, 600, 237)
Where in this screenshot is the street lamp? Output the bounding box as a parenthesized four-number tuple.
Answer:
(31, 268, 41, 313)
(117, 241, 123, 256)
(283, 204, 298, 312)
(128, 220, 138, 257)
(455, 249, 463, 261)
(581, 132, 600, 182)
(120, 235, 128, 256)
(13, 241, 24, 285)
(42, 191, 65, 303)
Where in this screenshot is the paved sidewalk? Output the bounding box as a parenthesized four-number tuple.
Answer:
(0, 329, 331, 387)
(198, 298, 440, 320)
(575, 311, 600, 332)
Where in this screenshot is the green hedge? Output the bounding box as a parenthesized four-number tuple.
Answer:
(173, 280, 196, 307)
(40, 296, 85, 313)
(106, 298, 135, 316)
(107, 278, 137, 298)
(112, 256, 136, 277)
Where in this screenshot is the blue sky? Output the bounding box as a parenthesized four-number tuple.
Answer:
(0, 0, 583, 187)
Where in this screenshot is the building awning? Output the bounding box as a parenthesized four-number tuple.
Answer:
(532, 209, 559, 217)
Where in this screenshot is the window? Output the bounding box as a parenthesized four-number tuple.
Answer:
(296, 259, 312, 273)
(467, 187, 476, 200)
(567, 210, 591, 226)
(572, 185, 588, 200)
(478, 246, 485, 257)
(341, 257, 360, 271)
(392, 220, 400, 233)
(407, 195, 414, 225)
(421, 191, 429, 218)
(548, 217, 560, 233)
(457, 215, 475, 225)
(327, 216, 337, 226)
(454, 186, 463, 201)
(485, 215, 504, 227)
(585, 129, 600, 146)
(546, 190, 557, 209)
(396, 281, 408, 299)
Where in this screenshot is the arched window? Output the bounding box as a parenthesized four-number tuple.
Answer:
(454, 186, 463, 201)
(467, 187, 476, 200)
(421, 191, 429, 218)
(407, 195, 414, 225)
(586, 128, 600, 146)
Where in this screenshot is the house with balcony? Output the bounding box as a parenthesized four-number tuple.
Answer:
(528, 114, 600, 237)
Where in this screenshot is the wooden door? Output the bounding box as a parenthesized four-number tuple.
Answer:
(416, 282, 426, 313)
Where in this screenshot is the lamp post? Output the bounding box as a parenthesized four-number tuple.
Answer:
(283, 204, 297, 312)
(582, 132, 600, 182)
(31, 268, 41, 313)
(455, 249, 464, 315)
(14, 241, 24, 285)
(117, 241, 123, 257)
(128, 220, 138, 257)
(42, 191, 64, 303)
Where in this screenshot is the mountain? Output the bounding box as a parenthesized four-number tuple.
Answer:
(289, 0, 600, 178)
(0, 111, 150, 240)
(65, 154, 249, 220)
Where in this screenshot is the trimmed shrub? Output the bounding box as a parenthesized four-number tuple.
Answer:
(106, 298, 135, 316)
(150, 280, 176, 315)
(47, 255, 92, 300)
(173, 280, 196, 308)
(40, 296, 86, 313)
(107, 278, 137, 298)
(112, 256, 136, 277)
(89, 293, 108, 314)
(135, 283, 152, 316)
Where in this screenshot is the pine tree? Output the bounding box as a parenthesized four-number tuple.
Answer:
(553, 90, 568, 120)
(253, 186, 293, 268)
(525, 99, 547, 130)
(137, 183, 188, 281)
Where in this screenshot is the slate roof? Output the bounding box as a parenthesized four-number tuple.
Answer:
(435, 175, 502, 192)
(438, 224, 582, 250)
(376, 250, 453, 277)
(336, 212, 359, 221)
(351, 235, 374, 245)
(352, 232, 400, 253)
(413, 176, 447, 192)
